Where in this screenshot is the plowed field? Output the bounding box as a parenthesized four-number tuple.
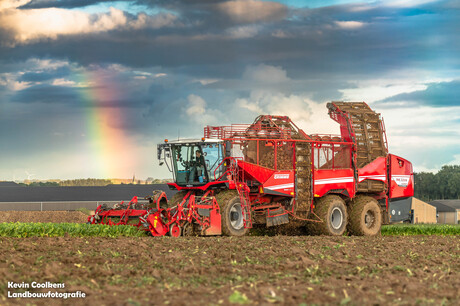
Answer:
(1, 235, 459, 305)
(0, 211, 88, 223)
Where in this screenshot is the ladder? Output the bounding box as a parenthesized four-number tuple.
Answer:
(236, 182, 253, 229)
(230, 159, 253, 229)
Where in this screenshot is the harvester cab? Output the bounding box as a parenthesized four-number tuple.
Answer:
(157, 139, 225, 187)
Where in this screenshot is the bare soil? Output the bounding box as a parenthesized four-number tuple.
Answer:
(1, 235, 459, 305)
(0, 211, 88, 223)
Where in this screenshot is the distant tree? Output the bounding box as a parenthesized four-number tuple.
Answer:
(59, 178, 112, 186)
(414, 165, 460, 200)
(414, 172, 434, 201)
(23, 181, 59, 187)
(39, 182, 59, 187)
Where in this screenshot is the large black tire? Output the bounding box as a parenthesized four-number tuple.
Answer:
(216, 190, 249, 236)
(347, 196, 382, 236)
(308, 195, 347, 236)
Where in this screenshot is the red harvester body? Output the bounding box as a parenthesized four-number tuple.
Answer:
(89, 102, 414, 237)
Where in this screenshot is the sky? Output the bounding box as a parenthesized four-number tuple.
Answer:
(0, 0, 459, 181)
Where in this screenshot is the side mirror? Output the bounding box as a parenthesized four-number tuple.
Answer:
(159, 162, 164, 166)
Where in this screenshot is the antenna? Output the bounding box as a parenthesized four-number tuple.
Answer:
(178, 128, 180, 140)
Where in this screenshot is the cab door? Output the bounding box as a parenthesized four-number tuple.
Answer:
(202, 143, 224, 181)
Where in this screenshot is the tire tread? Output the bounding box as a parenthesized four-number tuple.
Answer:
(216, 190, 248, 236)
(348, 195, 382, 236)
(308, 195, 347, 236)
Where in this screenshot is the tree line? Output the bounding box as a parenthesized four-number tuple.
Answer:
(58, 179, 113, 186)
(414, 165, 460, 201)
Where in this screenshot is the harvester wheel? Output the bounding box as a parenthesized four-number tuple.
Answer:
(308, 195, 347, 236)
(182, 223, 194, 236)
(216, 191, 249, 236)
(169, 223, 181, 237)
(347, 196, 382, 236)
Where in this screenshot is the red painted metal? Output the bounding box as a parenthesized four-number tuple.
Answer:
(313, 168, 355, 198)
(167, 180, 228, 191)
(237, 160, 275, 184)
(203, 111, 411, 225)
(204, 116, 311, 140)
(88, 191, 223, 237)
(89, 103, 414, 236)
(381, 117, 389, 152)
(148, 213, 168, 236)
(358, 156, 387, 184)
(169, 223, 181, 237)
(204, 203, 222, 235)
(226, 157, 253, 228)
(263, 171, 295, 196)
(389, 154, 414, 199)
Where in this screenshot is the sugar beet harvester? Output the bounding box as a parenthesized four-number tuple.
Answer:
(89, 102, 414, 237)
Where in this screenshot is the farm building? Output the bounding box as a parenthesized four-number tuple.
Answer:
(411, 198, 437, 224)
(389, 197, 436, 224)
(429, 200, 460, 224)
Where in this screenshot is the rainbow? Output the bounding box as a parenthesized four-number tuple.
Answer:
(77, 68, 138, 179)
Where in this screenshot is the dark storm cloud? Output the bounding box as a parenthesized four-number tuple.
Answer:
(10, 81, 153, 110)
(1, 0, 458, 120)
(379, 80, 460, 107)
(1, 3, 459, 116)
(136, 0, 287, 25)
(18, 66, 71, 82)
(11, 84, 81, 104)
(136, 0, 226, 4)
(18, 0, 124, 9)
(1, 0, 457, 85)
